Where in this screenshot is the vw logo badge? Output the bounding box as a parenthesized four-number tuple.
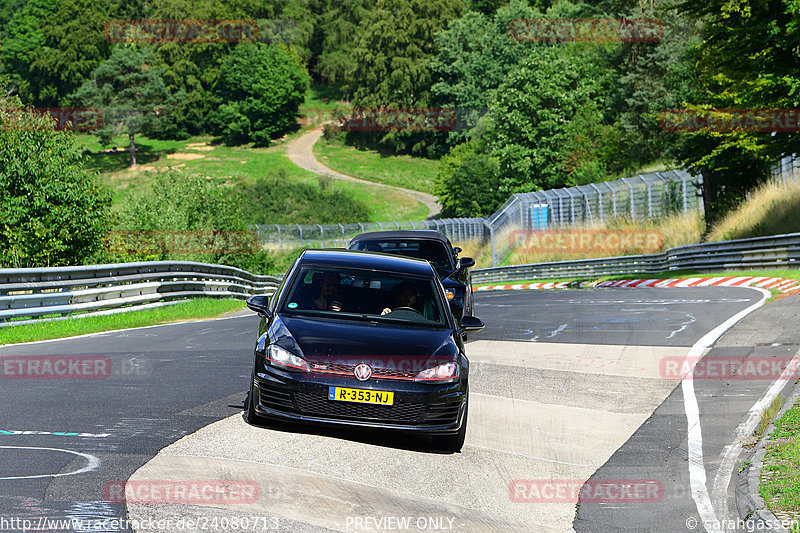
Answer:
(353, 363, 372, 381)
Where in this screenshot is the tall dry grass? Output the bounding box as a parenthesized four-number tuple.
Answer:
(706, 178, 800, 242)
(506, 210, 704, 266)
(451, 239, 493, 269)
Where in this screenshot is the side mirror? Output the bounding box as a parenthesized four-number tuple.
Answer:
(459, 257, 475, 269)
(246, 295, 271, 318)
(459, 315, 484, 332)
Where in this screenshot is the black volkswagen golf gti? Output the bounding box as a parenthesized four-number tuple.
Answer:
(245, 249, 484, 451)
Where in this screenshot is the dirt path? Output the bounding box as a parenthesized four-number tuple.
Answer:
(286, 127, 441, 218)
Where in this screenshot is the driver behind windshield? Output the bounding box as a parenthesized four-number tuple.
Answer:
(313, 272, 342, 312)
(381, 281, 420, 315)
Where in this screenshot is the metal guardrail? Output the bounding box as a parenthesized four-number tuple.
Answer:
(0, 261, 282, 327)
(3, 232, 799, 326)
(471, 232, 800, 284)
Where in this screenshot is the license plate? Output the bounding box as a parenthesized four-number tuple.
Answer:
(328, 386, 394, 405)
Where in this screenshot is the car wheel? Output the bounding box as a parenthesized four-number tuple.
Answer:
(246, 377, 268, 426)
(435, 400, 468, 452)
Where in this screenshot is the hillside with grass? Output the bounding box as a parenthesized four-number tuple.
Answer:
(706, 179, 800, 242)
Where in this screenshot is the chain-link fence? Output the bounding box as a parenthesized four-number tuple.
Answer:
(253, 219, 488, 249)
(773, 154, 800, 185)
(253, 156, 800, 267)
(254, 169, 704, 266)
(481, 169, 703, 266)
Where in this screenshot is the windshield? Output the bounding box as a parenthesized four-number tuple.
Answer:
(280, 266, 448, 327)
(350, 239, 454, 269)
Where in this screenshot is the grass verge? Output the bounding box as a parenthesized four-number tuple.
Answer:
(313, 136, 439, 194)
(760, 397, 800, 529)
(77, 133, 427, 222)
(0, 298, 246, 345)
(759, 397, 785, 437)
(708, 178, 800, 242)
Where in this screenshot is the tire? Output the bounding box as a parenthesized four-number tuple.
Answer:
(435, 400, 468, 452)
(246, 377, 268, 426)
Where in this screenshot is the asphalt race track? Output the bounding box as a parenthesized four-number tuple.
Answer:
(0, 286, 793, 532)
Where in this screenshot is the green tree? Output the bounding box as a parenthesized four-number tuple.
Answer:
(348, 0, 465, 155)
(434, 120, 505, 217)
(0, 0, 26, 31)
(73, 46, 170, 167)
(604, 3, 701, 171)
(1, 0, 113, 106)
(312, 0, 373, 85)
(430, 0, 538, 145)
(210, 43, 308, 145)
(674, 0, 800, 228)
(111, 170, 278, 273)
(0, 98, 111, 267)
(146, 0, 316, 136)
(489, 45, 613, 194)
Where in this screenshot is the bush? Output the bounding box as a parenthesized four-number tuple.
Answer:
(0, 99, 111, 267)
(211, 43, 309, 145)
(108, 170, 280, 272)
(107, 169, 368, 274)
(238, 169, 370, 225)
(435, 139, 504, 218)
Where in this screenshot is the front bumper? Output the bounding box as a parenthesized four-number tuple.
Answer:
(252, 364, 467, 434)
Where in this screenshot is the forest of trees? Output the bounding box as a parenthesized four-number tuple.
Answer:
(1, 0, 799, 267)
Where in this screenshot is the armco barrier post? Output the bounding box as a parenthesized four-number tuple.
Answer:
(483, 219, 496, 267)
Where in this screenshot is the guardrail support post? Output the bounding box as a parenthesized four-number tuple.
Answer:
(682, 177, 690, 212)
(639, 175, 653, 219)
(483, 219, 496, 267)
(621, 178, 635, 221)
(589, 183, 603, 223)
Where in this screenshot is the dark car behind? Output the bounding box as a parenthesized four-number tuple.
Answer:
(347, 230, 475, 320)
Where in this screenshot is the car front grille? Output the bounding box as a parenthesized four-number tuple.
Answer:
(259, 387, 294, 412)
(294, 392, 425, 423)
(420, 400, 462, 426)
(311, 362, 417, 380)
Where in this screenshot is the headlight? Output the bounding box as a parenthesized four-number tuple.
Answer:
(266, 344, 309, 372)
(415, 362, 459, 382)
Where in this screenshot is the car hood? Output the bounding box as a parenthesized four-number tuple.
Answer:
(268, 314, 459, 367)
